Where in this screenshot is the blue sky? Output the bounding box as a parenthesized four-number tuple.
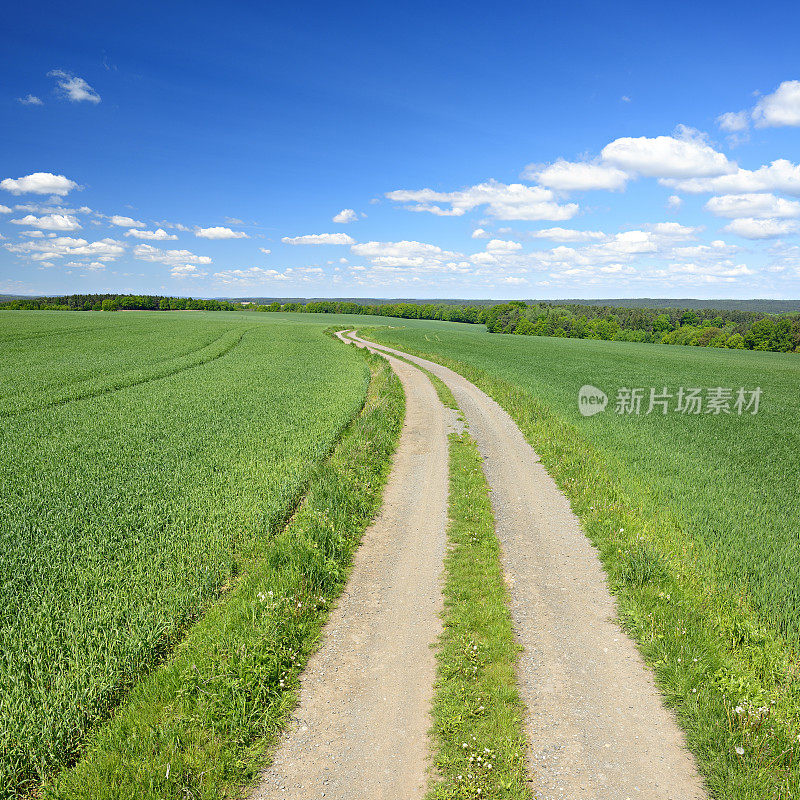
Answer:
(2, 0, 800, 300)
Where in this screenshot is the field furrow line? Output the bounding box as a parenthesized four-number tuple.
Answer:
(0, 327, 247, 418)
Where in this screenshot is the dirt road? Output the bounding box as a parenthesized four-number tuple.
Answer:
(252, 341, 449, 800)
(346, 332, 706, 800)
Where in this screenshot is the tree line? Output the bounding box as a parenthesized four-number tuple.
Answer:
(2, 294, 798, 352)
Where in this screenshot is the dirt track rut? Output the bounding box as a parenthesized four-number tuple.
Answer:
(252, 339, 449, 800)
(347, 332, 706, 800)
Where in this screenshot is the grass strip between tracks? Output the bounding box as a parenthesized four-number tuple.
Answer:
(429, 424, 532, 799)
(43, 347, 404, 800)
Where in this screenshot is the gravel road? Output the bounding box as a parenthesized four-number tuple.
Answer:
(347, 332, 707, 800)
(252, 339, 449, 800)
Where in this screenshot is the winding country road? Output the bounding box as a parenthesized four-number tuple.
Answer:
(254, 330, 706, 800)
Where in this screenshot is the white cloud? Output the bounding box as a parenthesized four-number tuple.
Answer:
(351, 239, 462, 269)
(1, 172, 78, 196)
(0, 205, 11, 214)
(525, 159, 628, 191)
(10, 213, 82, 231)
(132, 244, 212, 268)
(386, 179, 578, 220)
(601, 129, 735, 178)
(5, 236, 124, 262)
(530, 227, 608, 242)
(195, 226, 248, 239)
(169, 265, 209, 279)
(667, 195, 683, 210)
(259, 247, 271, 254)
(212, 266, 324, 286)
(485, 238, 523, 253)
(332, 208, 358, 223)
(717, 110, 749, 132)
(282, 233, 355, 245)
(471, 227, 490, 239)
(723, 218, 800, 239)
(110, 214, 145, 228)
(705, 193, 800, 219)
(18, 95, 43, 106)
(753, 80, 800, 128)
(124, 228, 178, 240)
(663, 160, 800, 197)
(48, 70, 101, 104)
(644, 222, 702, 239)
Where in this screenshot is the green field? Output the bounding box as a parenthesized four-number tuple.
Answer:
(0, 311, 391, 797)
(5, 309, 799, 798)
(364, 320, 800, 798)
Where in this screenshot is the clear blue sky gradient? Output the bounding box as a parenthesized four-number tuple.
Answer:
(2, 0, 800, 298)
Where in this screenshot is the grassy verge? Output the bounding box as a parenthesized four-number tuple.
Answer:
(429, 427, 531, 800)
(43, 348, 404, 800)
(362, 328, 800, 800)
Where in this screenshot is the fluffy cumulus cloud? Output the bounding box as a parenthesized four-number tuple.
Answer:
(485, 238, 523, 253)
(723, 218, 800, 239)
(332, 208, 358, 223)
(601, 128, 735, 178)
(195, 226, 248, 239)
(110, 215, 145, 228)
(664, 160, 800, 196)
(717, 110, 750, 133)
(212, 266, 324, 286)
(282, 233, 355, 245)
(753, 80, 800, 128)
(132, 244, 212, 273)
(48, 70, 101, 103)
(1, 172, 78, 196)
(124, 228, 178, 240)
(5, 236, 124, 263)
(705, 193, 800, 219)
(525, 159, 628, 191)
(10, 213, 82, 231)
(667, 195, 683, 209)
(386, 180, 578, 220)
(0, 205, 11, 214)
(350, 239, 460, 268)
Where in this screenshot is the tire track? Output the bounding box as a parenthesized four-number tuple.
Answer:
(348, 332, 707, 800)
(252, 334, 449, 800)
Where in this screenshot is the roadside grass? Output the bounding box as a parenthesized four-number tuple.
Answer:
(363, 324, 800, 800)
(429, 427, 531, 800)
(41, 348, 403, 800)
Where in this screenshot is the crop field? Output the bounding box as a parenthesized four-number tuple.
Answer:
(0, 311, 380, 796)
(364, 319, 800, 797)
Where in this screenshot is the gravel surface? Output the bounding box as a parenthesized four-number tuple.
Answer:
(251, 338, 449, 800)
(349, 333, 707, 800)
